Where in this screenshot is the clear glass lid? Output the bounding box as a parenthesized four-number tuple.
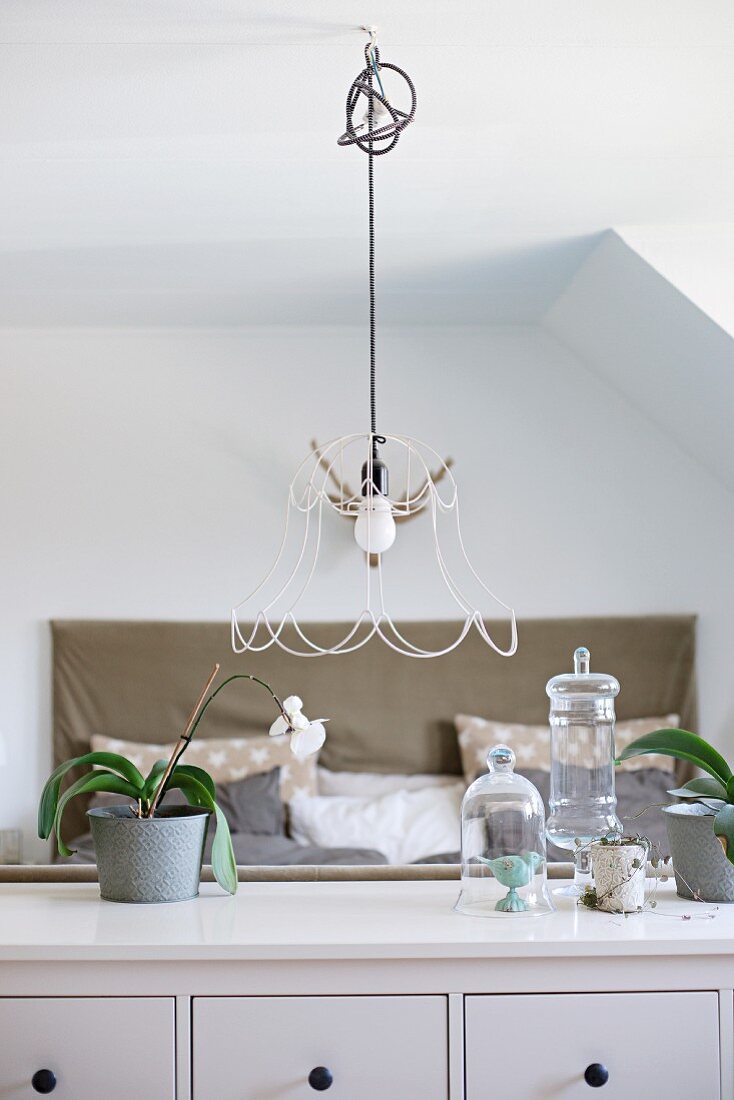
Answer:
(455, 744, 554, 918)
(546, 646, 620, 710)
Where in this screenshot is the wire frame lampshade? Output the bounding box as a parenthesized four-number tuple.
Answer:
(231, 432, 517, 658)
(231, 33, 517, 659)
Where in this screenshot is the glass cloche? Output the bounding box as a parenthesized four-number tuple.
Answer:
(455, 744, 554, 917)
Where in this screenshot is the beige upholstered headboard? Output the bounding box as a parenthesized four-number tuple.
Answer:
(52, 616, 697, 841)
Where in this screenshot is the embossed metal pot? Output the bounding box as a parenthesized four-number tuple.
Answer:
(88, 805, 210, 904)
(664, 803, 734, 903)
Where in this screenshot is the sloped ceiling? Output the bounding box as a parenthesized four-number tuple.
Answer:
(544, 230, 734, 493)
(1, 0, 734, 325)
(615, 225, 734, 338)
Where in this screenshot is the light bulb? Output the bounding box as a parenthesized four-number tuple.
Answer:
(361, 98, 391, 130)
(354, 494, 396, 554)
(342, 98, 393, 141)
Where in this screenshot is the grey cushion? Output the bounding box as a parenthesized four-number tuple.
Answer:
(614, 768, 675, 856)
(521, 768, 674, 860)
(89, 768, 285, 837)
(65, 830, 387, 867)
(414, 767, 675, 864)
(414, 851, 459, 864)
(214, 768, 284, 836)
(65, 766, 387, 867)
(225, 834, 388, 866)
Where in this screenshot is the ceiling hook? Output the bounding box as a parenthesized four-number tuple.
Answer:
(361, 24, 378, 47)
(362, 24, 378, 65)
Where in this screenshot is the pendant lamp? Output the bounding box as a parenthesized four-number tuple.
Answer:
(231, 31, 517, 659)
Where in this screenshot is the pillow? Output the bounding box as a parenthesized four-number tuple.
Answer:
(521, 768, 673, 859)
(66, 830, 389, 868)
(214, 768, 285, 835)
(91, 734, 318, 802)
(289, 783, 464, 865)
(455, 713, 680, 782)
(614, 717, 680, 769)
(89, 768, 285, 836)
(317, 767, 460, 797)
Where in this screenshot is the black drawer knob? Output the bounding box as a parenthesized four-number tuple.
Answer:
(32, 1069, 57, 1094)
(308, 1066, 333, 1091)
(584, 1063, 609, 1088)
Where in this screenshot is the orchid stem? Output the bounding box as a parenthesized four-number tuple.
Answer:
(146, 671, 285, 817)
(146, 663, 220, 817)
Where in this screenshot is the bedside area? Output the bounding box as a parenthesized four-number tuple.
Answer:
(0, 879, 729, 1099)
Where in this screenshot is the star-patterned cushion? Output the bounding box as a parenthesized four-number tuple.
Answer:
(91, 733, 318, 803)
(455, 713, 679, 783)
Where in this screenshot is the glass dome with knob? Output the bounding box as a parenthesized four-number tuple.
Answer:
(546, 646, 623, 896)
(455, 744, 554, 917)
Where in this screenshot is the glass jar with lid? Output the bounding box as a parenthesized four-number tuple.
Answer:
(455, 744, 554, 917)
(546, 646, 623, 895)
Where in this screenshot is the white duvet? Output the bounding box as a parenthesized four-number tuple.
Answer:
(289, 782, 464, 864)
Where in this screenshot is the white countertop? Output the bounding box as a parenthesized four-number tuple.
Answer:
(0, 880, 729, 963)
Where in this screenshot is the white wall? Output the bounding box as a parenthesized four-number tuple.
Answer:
(2, 324, 734, 859)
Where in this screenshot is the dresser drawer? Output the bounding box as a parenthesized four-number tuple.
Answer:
(0, 997, 175, 1099)
(466, 991, 719, 1098)
(193, 995, 448, 1099)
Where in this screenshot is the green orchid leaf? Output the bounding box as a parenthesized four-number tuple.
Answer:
(144, 762, 216, 811)
(170, 764, 217, 803)
(668, 777, 728, 800)
(38, 752, 146, 840)
(714, 805, 734, 866)
(163, 771, 210, 808)
(53, 772, 141, 857)
(617, 729, 731, 786)
(163, 772, 237, 896)
(209, 804, 239, 896)
(142, 760, 169, 802)
(700, 798, 727, 812)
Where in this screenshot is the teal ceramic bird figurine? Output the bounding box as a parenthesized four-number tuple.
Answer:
(477, 851, 544, 912)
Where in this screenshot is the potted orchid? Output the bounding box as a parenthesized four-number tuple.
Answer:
(617, 727, 734, 903)
(38, 665, 326, 904)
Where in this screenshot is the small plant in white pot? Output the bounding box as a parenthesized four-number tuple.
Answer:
(617, 727, 734, 903)
(38, 665, 326, 904)
(589, 835, 649, 914)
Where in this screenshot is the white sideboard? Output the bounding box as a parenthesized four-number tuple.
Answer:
(0, 879, 731, 1099)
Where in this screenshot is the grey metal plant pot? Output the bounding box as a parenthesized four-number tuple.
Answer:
(88, 805, 210, 904)
(664, 803, 734, 903)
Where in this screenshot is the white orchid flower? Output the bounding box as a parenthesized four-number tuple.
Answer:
(268, 694, 327, 760)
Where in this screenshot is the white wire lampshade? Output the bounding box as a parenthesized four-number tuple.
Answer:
(231, 433, 517, 659)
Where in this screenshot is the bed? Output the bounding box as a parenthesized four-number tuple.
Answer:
(51, 615, 697, 865)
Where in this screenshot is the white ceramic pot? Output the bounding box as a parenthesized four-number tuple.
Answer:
(591, 841, 647, 913)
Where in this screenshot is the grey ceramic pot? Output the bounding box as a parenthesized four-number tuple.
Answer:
(664, 803, 734, 903)
(88, 805, 210, 904)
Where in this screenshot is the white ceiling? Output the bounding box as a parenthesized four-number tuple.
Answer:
(2, 1, 734, 326)
(616, 224, 734, 337)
